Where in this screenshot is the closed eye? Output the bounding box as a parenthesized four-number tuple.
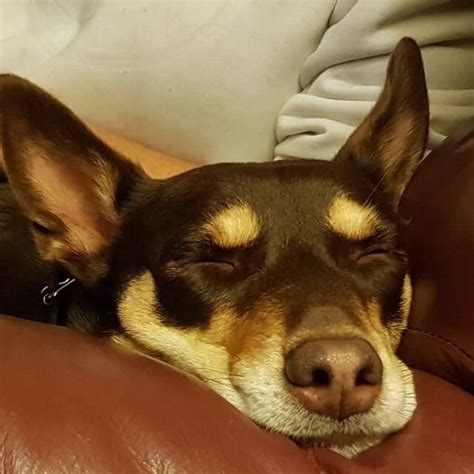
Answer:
(355, 247, 407, 263)
(193, 259, 236, 272)
(171, 235, 265, 278)
(358, 247, 389, 257)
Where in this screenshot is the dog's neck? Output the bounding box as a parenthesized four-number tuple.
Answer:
(41, 272, 121, 334)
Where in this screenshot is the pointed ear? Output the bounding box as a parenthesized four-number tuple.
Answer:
(334, 37, 429, 205)
(1, 74, 147, 284)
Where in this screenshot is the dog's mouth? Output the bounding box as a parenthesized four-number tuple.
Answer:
(226, 351, 416, 457)
(290, 430, 387, 458)
(252, 411, 384, 457)
(244, 385, 389, 453)
(291, 429, 369, 449)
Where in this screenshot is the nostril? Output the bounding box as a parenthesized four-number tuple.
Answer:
(313, 368, 331, 387)
(355, 365, 373, 386)
(355, 359, 383, 386)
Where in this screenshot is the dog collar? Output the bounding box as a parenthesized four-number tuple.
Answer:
(41, 276, 77, 325)
(41, 277, 76, 306)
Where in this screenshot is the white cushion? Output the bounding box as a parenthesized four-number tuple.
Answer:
(0, 0, 333, 163)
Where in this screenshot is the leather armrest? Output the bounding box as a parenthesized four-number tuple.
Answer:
(1, 315, 473, 474)
(399, 127, 474, 393)
(0, 316, 318, 474)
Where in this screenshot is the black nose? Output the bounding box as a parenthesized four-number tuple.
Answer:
(284, 338, 383, 420)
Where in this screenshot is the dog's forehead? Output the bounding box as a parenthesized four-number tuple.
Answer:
(162, 160, 378, 240)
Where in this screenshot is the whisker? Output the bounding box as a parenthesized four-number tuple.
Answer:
(362, 176, 385, 208)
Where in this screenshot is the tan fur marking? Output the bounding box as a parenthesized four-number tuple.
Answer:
(228, 297, 285, 360)
(387, 274, 412, 347)
(399, 274, 412, 320)
(364, 274, 412, 349)
(204, 202, 260, 248)
(327, 194, 381, 240)
(365, 301, 387, 335)
(117, 270, 244, 407)
(0, 147, 5, 176)
(117, 270, 283, 363)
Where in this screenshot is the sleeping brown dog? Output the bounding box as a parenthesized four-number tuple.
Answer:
(0, 38, 428, 457)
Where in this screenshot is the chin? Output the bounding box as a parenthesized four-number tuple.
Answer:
(291, 432, 386, 458)
(226, 355, 417, 458)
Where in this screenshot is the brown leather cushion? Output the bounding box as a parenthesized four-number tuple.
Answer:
(399, 128, 474, 393)
(0, 315, 317, 474)
(1, 315, 473, 474)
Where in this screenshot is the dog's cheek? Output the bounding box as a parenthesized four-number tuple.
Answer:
(155, 270, 214, 327)
(227, 298, 286, 381)
(386, 274, 412, 348)
(362, 276, 411, 352)
(116, 270, 231, 372)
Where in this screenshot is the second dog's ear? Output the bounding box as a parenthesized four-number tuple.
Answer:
(1, 74, 147, 284)
(334, 37, 429, 205)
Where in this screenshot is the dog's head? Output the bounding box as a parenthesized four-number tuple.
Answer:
(1, 38, 428, 456)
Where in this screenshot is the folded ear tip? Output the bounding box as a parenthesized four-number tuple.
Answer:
(0, 73, 21, 85)
(388, 37, 427, 96)
(1, 75, 47, 126)
(0, 73, 35, 97)
(392, 37, 423, 66)
(398, 37, 420, 50)
(0, 73, 22, 81)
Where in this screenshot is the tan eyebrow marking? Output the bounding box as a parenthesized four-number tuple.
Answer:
(327, 194, 382, 240)
(203, 202, 260, 248)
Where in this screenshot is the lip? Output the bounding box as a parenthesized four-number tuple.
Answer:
(292, 431, 364, 449)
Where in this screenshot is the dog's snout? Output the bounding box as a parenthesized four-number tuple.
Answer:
(285, 338, 383, 420)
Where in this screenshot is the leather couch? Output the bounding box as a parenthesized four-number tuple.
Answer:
(1, 128, 473, 473)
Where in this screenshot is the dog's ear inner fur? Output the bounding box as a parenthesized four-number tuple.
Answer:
(1, 74, 146, 284)
(334, 37, 429, 205)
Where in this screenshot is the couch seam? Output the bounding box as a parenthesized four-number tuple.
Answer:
(405, 327, 474, 362)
